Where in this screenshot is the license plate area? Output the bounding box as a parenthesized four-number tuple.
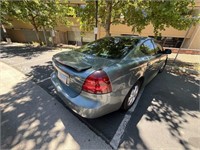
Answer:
(57, 71, 70, 85)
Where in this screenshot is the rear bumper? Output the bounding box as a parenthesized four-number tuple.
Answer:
(51, 72, 120, 118)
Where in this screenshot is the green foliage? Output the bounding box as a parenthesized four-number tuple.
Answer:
(135, 0, 198, 35)
(75, 0, 126, 32)
(0, 0, 75, 44)
(75, 1, 96, 32)
(1, 0, 75, 29)
(122, 1, 149, 34)
(1, 0, 199, 38)
(76, 0, 199, 36)
(98, 0, 123, 28)
(0, 0, 12, 26)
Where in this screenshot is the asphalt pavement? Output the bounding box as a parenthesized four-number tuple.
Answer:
(1, 43, 200, 149)
(0, 61, 111, 150)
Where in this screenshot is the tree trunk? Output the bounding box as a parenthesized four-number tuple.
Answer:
(34, 26, 42, 46)
(42, 26, 48, 46)
(31, 17, 42, 45)
(105, 0, 112, 37)
(1, 24, 12, 43)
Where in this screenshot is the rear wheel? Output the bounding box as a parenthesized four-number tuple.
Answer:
(122, 81, 141, 110)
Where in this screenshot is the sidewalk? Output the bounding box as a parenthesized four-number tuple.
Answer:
(0, 62, 111, 150)
(167, 53, 200, 77)
(168, 53, 200, 64)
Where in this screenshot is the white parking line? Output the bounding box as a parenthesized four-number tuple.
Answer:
(48, 85, 54, 90)
(36, 77, 51, 84)
(110, 88, 144, 149)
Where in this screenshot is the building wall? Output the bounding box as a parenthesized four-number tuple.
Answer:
(98, 23, 199, 49)
(6, 29, 26, 42)
(99, 24, 194, 38)
(183, 24, 200, 49)
(3, 19, 199, 49)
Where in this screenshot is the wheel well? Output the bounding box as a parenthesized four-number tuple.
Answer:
(121, 76, 145, 110)
(138, 76, 144, 87)
(138, 76, 144, 85)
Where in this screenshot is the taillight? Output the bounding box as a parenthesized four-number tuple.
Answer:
(82, 70, 112, 94)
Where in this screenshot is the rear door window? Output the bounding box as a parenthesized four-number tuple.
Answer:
(140, 40, 155, 55)
(154, 42, 164, 54)
(75, 37, 139, 59)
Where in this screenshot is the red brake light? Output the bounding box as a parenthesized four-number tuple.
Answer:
(82, 70, 112, 94)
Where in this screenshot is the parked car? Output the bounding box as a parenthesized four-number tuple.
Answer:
(51, 36, 171, 118)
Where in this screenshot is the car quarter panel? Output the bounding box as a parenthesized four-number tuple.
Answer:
(103, 57, 148, 106)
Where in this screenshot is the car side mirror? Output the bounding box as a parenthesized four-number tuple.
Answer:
(164, 49, 172, 54)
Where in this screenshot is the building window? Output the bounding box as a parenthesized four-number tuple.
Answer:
(149, 36, 184, 48)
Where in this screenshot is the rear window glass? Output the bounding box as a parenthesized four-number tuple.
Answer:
(75, 37, 140, 59)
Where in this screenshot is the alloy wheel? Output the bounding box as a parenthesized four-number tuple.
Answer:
(127, 84, 139, 106)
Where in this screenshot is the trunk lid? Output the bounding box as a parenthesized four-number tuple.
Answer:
(52, 50, 118, 96)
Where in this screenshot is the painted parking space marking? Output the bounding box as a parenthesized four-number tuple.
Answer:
(36, 77, 51, 84)
(110, 88, 144, 149)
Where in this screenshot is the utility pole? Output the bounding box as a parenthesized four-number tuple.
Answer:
(173, 24, 192, 63)
(94, 0, 98, 40)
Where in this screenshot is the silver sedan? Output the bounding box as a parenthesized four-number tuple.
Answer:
(51, 36, 171, 118)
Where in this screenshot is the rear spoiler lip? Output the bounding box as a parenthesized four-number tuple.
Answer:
(53, 57, 92, 72)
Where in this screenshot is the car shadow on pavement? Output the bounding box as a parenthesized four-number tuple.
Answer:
(120, 66, 199, 149)
(0, 75, 109, 149)
(0, 44, 57, 60)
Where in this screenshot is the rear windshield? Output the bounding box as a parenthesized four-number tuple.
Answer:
(75, 37, 140, 59)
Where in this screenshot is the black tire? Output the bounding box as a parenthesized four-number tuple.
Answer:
(121, 81, 141, 110)
(159, 59, 167, 73)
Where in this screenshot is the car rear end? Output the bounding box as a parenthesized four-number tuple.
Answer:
(51, 51, 120, 118)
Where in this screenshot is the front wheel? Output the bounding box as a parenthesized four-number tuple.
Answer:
(122, 81, 141, 110)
